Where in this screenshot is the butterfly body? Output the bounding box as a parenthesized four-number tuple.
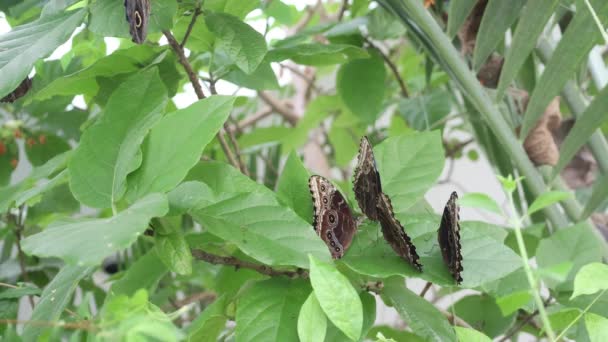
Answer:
(124, 0, 150, 44)
(438, 191, 463, 284)
(353, 136, 422, 271)
(309, 175, 357, 259)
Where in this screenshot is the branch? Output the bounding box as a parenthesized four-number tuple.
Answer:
(337, 0, 349, 21)
(180, 4, 202, 48)
(10, 207, 35, 308)
(191, 249, 309, 278)
(364, 36, 409, 98)
(163, 30, 206, 99)
(258, 91, 299, 125)
(443, 310, 473, 328)
(419, 281, 432, 297)
(230, 107, 273, 132)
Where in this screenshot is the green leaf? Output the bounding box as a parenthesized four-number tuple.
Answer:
(521, 0, 608, 139)
(68, 69, 168, 208)
(167, 181, 215, 216)
(459, 192, 502, 215)
(22, 193, 168, 266)
(374, 132, 445, 212)
(308, 255, 362, 341)
(398, 89, 451, 131)
(453, 295, 515, 337)
(571, 263, 608, 299)
(328, 111, 366, 167)
(297, 293, 327, 342)
(384, 277, 456, 342)
(155, 220, 193, 276)
(189, 162, 331, 268)
(527, 191, 571, 216)
(367, 326, 425, 342)
(454, 327, 492, 342)
(496, 0, 561, 98)
(446, 0, 477, 37)
(586, 313, 608, 342)
(266, 43, 369, 65)
(0, 8, 86, 99)
(276, 151, 312, 224)
(223, 62, 280, 90)
(472, 0, 526, 71)
(24, 134, 70, 167)
(0, 283, 41, 300)
(337, 52, 386, 124)
(205, 13, 267, 74)
(108, 250, 168, 300)
(21, 265, 92, 342)
(536, 223, 604, 291)
(205, 0, 259, 19)
(126, 96, 235, 201)
(186, 295, 229, 342)
(554, 85, 608, 178)
(235, 278, 310, 342)
(581, 174, 608, 219)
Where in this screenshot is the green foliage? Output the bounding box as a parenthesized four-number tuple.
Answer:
(1, 0, 608, 340)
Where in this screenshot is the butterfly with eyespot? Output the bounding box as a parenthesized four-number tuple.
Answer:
(438, 191, 463, 284)
(309, 175, 357, 259)
(353, 136, 422, 271)
(124, 0, 150, 44)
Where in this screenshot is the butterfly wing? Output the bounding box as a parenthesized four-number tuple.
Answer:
(376, 193, 422, 271)
(353, 136, 383, 220)
(124, 0, 151, 44)
(438, 191, 463, 284)
(309, 176, 357, 259)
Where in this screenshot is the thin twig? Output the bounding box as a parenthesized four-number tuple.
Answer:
(230, 107, 273, 132)
(163, 30, 206, 99)
(191, 249, 309, 278)
(0, 319, 94, 331)
(11, 206, 35, 308)
(258, 92, 299, 125)
(279, 64, 322, 94)
(363, 36, 409, 98)
(0, 282, 18, 289)
(180, 3, 202, 48)
(444, 138, 474, 158)
(442, 310, 473, 328)
(337, 0, 349, 21)
(419, 281, 433, 297)
(499, 310, 540, 342)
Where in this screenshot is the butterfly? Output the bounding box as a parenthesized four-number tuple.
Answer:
(124, 0, 151, 44)
(353, 136, 422, 271)
(1, 78, 32, 103)
(438, 191, 463, 284)
(309, 175, 357, 259)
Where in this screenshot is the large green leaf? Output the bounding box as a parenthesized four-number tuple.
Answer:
(297, 293, 327, 342)
(189, 162, 331, 268)
(276, 151, 312, 224)
(554, 85, 608, 177)
(337, 52, 386, 124)
(187, 295, 229, 342)
(22, 193, 168, 266)
(205, 13, 267, 74)
(521, 0, 608, 139)
(33, 45, 163, 102)
(126, 96, 235, 201)
(454, 327, 492, 342)
(374, 132, 445, 212)
(586, 313, 608, 342)
(472, 0, 525, 70)
(167, 181, 215, 216)
(0, 8, 86, 99)
(452, 295, 515, 337)
(205, 0, 259, 19)
(309, 255, 363, 341)
(155, 219, 193, 276)
(496, 0, 561, 98)
(235, 278, 310, 342)
(68, 69, 168, 208)
(446, 0, 477, 37)
(398, 89, 451, 131)
(571, 263, 608, 299)
(536, 223, 604, 291)
(384, 277, 456, 342)
(21, 265, 92, 342)
(266, 43, 369, 65)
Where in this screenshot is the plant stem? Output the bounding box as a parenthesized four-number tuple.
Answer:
(506, 190, 556, 341)
(380, 0, 570, 229)
(555, 289, 607, 340)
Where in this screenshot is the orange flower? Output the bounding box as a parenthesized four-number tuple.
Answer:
(10, 158, 18, 169)
(14, 129, 22, 138)
(424, 0, 435, 8)
(38, 134, 47, 144)
(26, 137, 36, 147)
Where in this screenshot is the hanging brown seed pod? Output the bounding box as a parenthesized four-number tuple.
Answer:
(1, 77, 32, 103)
(124, 0, 151, 44)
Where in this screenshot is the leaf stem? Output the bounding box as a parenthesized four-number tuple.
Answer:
(554, 289, 607, 340)
(584, 0, 608, 45)
(506, 190, 556, 341)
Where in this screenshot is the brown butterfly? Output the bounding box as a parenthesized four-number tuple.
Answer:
(1, 78, 32, 103)
(438, 191, 463, 284)
(309, 175, 357, 259)
(124, 0, 151, 44)
(353, 136, 422, 271)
